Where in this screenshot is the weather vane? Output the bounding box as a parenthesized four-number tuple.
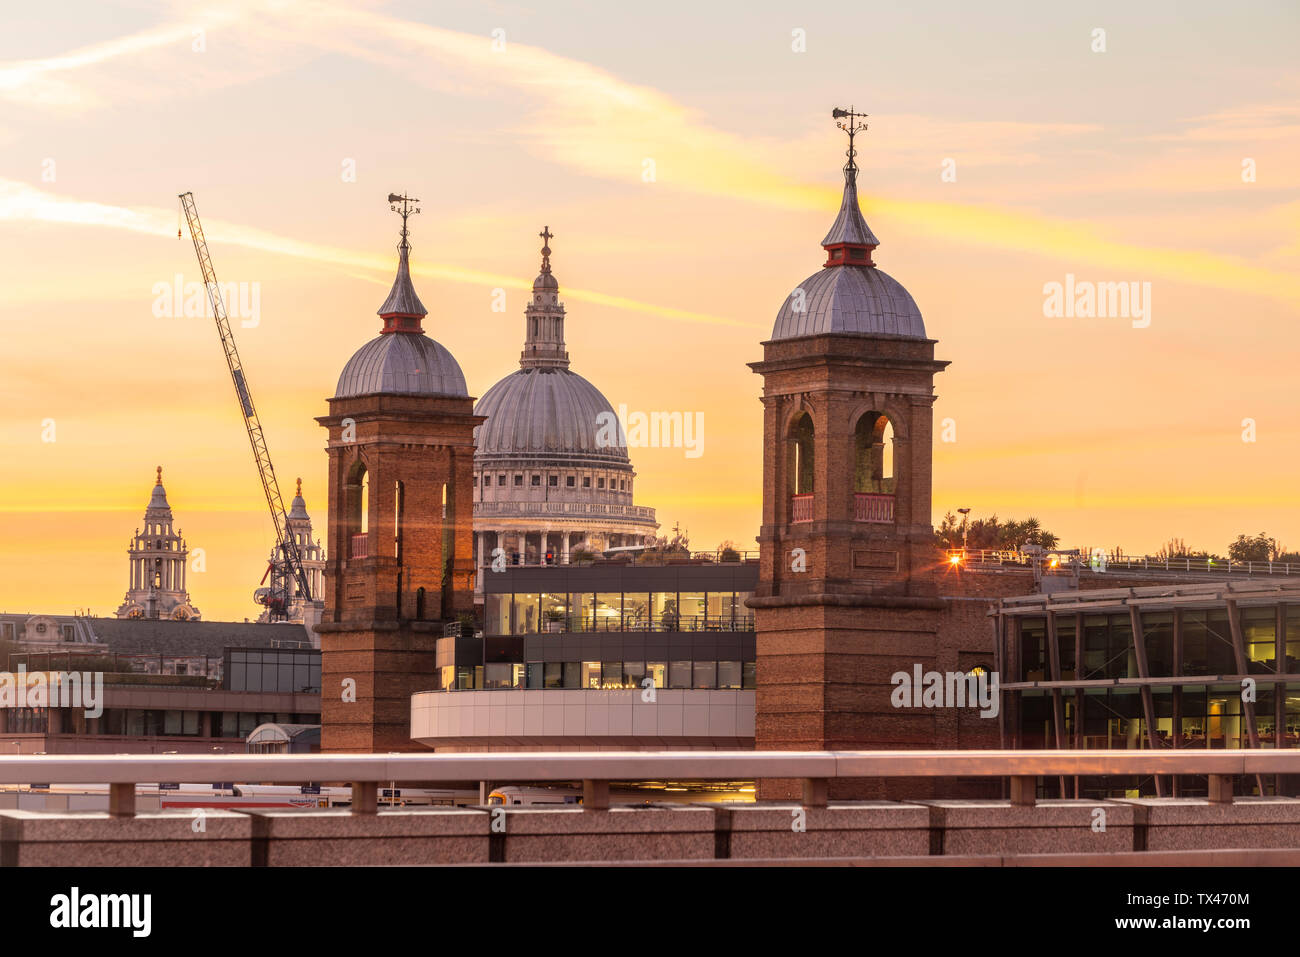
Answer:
(831, 106, 868, 171)
(539, 225, 554, 273)
(387, 192, 421, 249)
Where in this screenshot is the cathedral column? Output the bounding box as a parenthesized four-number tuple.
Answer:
(562, 533, 570, 565)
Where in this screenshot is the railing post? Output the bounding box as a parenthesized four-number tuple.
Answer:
(1207, 774, 1234, 804)
(1009, 776, 1036, 806)
(583, 779, 609, 809)
(801, 778, 828, 808)
(351, 782, 378, 814)
(108, 782, 135, 818)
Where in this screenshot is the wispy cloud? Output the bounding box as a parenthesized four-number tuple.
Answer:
(3, 0, 1298, 307)
(0, 178, 743, 326)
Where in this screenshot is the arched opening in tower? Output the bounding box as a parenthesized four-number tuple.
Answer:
(854, 411, 895, 495)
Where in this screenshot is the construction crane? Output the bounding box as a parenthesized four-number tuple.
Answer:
(178, 192, 311, 621)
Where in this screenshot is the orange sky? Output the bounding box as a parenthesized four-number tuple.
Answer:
(1, 0, 1298, 619)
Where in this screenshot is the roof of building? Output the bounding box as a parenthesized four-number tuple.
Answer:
(288, 478, 310, 521)
(474, 232, 630, 465)
(85, 618, 311, 657)
(474, 367, 630, 464)
(335, 332, 468, 398)
(821, 165, 881, 248)
(377, 244, 428, 317)
(770, 146, 926, 342)
(771, 264, 925, 340)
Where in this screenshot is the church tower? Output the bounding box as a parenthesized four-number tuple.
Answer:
(748, 111, 949, 796)
(257, 478, 326, 629)
(115, 467, 201, 620)
(314, 196, 482, 752)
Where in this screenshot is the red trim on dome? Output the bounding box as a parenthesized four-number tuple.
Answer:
(380, 314, 424, 334)
(822, 243, 876, 268)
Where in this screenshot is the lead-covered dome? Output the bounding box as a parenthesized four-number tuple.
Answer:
(770, 152, 926, 341)
(332, 239, 468, 398)
(335, 333, 467, 398)
(772, 264, 925, 339)
(474, 368, 628, 464)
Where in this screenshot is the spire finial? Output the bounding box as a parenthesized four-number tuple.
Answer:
(378, 192, 428, 332)
(387, 193, 421, 251)
(539, 226, 553, 273)
(296, 477, 302, 496)
(156, 465, 163, 486)
(832, 106, 868, 173)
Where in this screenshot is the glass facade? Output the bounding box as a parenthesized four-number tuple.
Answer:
(1009, 600, 1300, 796)
(225, 648, 320, 694)
(517, 659, 754, 691)
(484, 589, 755, 634)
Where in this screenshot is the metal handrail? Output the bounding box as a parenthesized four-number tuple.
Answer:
(2, 749, 1285, 813)
(1, 748, 1291, 785)
(950, 549, 1300, 577)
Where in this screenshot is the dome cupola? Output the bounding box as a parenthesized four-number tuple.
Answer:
(770, 107, 925, 341)
(334, 195, 468, 399)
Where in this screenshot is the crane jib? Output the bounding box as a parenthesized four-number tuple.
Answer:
(233, 369, 255, 419)
(179, 191, 313, 613)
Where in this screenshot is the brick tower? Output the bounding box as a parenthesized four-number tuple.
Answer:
(748, 110, 950, 797)
(314, 195, 482, 753)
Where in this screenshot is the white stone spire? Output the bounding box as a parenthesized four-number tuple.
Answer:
(519, 225, 570, 370)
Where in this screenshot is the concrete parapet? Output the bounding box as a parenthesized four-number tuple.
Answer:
(916, 799, 1135, 855)
(2, 797, 1299, 864)
(0, 810, 250, 866)
(248, 808, 488, 865)
(724, 801, 930, 859)
(499, 805, 715, 862)
(1115, 796, 1300, 851)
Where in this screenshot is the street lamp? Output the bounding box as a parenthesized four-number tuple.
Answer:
(957, 508, 971, 550)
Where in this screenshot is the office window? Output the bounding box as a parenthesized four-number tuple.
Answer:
(743, 661, 756, 689)
(540, 592, 568, 630)
(513, 594, 540, 634)
(679, 592, 706, 630)
(544, 663, 564, 689)
(693, 661, 717, 689)
(623, 593, 649, 629)
(623, 661, 646, 688)
(647, 662, 667, 688)
(594, 593, 622, 631)
(669, 660, 692, 689)
(718, 661, 742, 689)
(563, 661, 581, 688)
(1242, 606, 1277, 673)
(486, 594, 511, 634)
(582, 661, 602, 689)
(601, 662, 623, 688)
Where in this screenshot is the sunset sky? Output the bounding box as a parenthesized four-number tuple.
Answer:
(2, 0, 1298, 620)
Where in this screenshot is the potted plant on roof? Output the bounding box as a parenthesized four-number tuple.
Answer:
(544, 608, 565, 633)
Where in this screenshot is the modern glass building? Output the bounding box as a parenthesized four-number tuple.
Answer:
(995, 579, 1300, 798)
(412, 557, 759, 750)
